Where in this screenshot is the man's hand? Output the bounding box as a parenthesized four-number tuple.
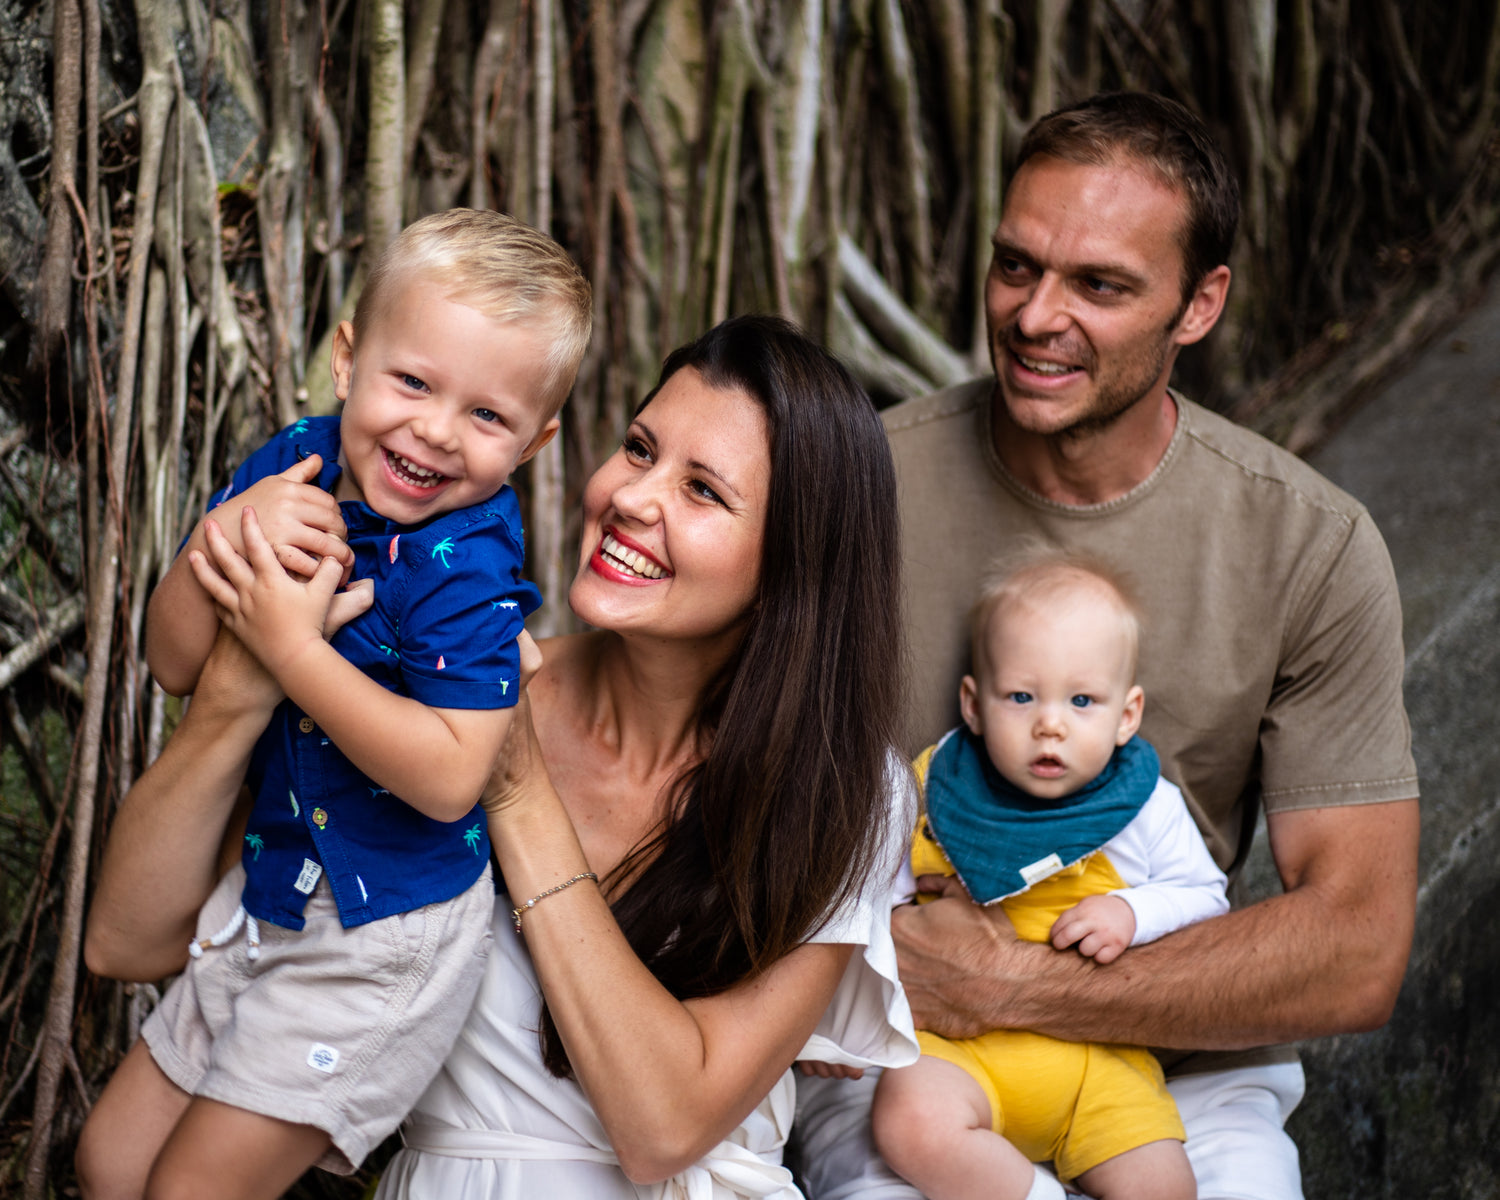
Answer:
(797, 1061, 865, 1080)
(202, 455, 353, 586)
(189, 507, 343, 681)
(890, 876, 1044, 1039)
(1050, 893, 1136, 964)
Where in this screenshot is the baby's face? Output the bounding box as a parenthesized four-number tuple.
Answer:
(960, 587, 1143, 800)
(331, 274, 559, 525)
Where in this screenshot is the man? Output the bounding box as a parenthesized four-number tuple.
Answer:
(796, 92, 1418, 1199)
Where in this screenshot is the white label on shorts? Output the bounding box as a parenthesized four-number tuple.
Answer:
(1020, 853, 1064, 886)
(294, 858, 323, 894)
(307, 1043, 339, 1073)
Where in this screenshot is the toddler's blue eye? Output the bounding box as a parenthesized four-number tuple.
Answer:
(1070, 695, 1093, 708)
(1007, 691, 1033, 704)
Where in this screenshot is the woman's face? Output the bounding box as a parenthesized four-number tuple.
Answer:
(571, 367, 770, 651)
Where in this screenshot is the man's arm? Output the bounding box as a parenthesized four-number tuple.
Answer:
(893, 797, 1418, 1050)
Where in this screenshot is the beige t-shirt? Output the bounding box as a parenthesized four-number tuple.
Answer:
(884, 379, 1418, 880)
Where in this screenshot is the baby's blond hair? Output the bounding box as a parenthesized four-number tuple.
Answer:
(353, 209, 593, 412)
(970, 547, 1144, 681)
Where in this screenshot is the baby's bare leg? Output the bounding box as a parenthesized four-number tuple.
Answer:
(144, 1096, 330, 1200)
(76, 1040, 192, 1200)
(1073, 1138, 1196, 1200)
(872, 1055, 1040, 1200)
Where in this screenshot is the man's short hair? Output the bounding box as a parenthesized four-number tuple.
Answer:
(1016, 92, 1240, 305)
(353, 208, 593, 411)
(970, 547, 1144, 683)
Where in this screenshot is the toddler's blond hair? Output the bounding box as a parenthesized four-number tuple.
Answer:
(354, 209, 593, 411)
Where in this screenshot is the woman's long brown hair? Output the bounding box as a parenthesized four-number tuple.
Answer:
(539, 315, 903, 1077)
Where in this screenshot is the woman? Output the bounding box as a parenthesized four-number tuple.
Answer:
(81, 316, 917, 1198)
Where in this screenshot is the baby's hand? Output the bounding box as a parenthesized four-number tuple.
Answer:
(201, 455, 353, 586)
(796, 1061, 865, 1080)
(1050, 893, 1136, 964)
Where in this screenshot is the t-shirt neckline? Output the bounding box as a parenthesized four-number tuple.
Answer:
(978, 385, 1190, 517)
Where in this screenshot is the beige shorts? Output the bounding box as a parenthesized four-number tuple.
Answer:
(142, 861, 495, 1173)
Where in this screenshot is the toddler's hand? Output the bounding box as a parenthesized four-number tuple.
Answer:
(202, 455, 353, 586)
(189, 506, 343, 680)
(1050, 893, 1136, 964)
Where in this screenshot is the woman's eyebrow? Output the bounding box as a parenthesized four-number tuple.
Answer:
(687, 458, 744, 502)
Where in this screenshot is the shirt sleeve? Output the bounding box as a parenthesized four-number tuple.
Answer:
(1259, 511, 1418, 810)
(398, 519, 539, 711)
(1105, 777, 1230, 946)
(797, 753, 921, 1070)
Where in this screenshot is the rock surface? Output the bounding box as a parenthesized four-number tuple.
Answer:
(1240, 283, 1500, 1196)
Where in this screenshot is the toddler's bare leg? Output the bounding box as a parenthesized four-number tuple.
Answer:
(1073, 1138, 1196, 1200)
(872, 1054, 1037, 1200)
(144, 1096, 330, 1200)
(76, 1040, 192, 1200)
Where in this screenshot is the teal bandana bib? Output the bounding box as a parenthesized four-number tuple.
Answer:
(923, 728, 1160, 904)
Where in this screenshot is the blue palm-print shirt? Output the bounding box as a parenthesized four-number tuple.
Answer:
(211, 417, 540, 929)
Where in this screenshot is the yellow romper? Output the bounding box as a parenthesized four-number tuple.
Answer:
(909, 745, 1185, 1182)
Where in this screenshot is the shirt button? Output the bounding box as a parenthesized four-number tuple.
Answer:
(299, 717, 315, 733)
(312, 807, 329, 828)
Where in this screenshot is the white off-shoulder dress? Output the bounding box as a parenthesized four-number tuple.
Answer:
(375, 774, 918, 1200)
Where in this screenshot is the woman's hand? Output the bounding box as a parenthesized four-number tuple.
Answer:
(480, 631, 548, 820)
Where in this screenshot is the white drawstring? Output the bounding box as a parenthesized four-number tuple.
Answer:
(188, 903, 262, 961)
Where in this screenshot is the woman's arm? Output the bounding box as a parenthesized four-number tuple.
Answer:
(85, 629, 281, 981)
(486, 687, 854, 1184)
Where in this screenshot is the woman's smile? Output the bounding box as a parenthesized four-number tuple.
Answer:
(594, 528, 668, 581)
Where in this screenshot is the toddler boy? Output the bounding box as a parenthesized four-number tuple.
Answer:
(88, 209, 591, 1191)
(871, 551, 1228, 1200)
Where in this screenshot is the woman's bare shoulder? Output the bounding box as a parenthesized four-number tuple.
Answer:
(529, 631, 609, 732)
(533, 631, 605, 689)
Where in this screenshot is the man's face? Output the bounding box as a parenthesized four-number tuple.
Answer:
(984, 154, 1198, 439)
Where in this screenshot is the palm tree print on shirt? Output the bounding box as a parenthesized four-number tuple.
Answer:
(245, 833, 265, 861)
(463, 824, 483, 854)
(433, 537, 456, 568)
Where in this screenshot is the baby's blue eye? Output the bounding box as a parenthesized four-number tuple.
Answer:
(1007, 691, 1033, 704)
(1070, 695, 1093, 708)
(474, 408, 499, 424)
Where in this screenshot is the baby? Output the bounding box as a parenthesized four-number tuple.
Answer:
(872, 551, 1228, 1200)
(84, 209, 591, 1191)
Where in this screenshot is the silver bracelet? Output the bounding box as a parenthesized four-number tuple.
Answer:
(512, 872, 598, 932)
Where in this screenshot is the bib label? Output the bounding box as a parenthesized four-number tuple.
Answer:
(1020, 853, 1064, 886)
